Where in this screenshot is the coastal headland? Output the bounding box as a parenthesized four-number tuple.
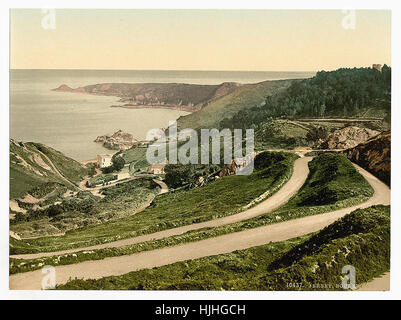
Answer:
(53, 82, 242, 113)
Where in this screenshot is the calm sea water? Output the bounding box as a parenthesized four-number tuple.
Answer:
(10, 69, 315, 161)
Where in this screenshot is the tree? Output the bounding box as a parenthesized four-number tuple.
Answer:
(112, 156, 125, 171)
(101, 155, 125, 173)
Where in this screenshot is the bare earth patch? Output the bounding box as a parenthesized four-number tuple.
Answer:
(9, 200, 26, 214)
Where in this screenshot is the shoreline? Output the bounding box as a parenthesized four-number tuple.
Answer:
(110, 104, 195, 113)
(52, 88, 195, 113)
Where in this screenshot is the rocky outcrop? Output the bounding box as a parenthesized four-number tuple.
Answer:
(344, 131, 390, 185)
(94, 130, 139, 150)
(317, 126, 380, 150)
(219, 153, 256, 177)
(53, 84, 74, 92)
(53, 82, 242, 112)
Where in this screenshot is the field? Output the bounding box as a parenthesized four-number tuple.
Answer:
(56, 205, 390, 290)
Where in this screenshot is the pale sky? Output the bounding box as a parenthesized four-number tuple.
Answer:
(10, 9, 391, 71)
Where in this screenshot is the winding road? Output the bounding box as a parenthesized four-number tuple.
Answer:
(10, 157, 311, 260)
(9, 157, 390, 290)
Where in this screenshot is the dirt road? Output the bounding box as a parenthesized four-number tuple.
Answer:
(153, 179, 168, 194)
(10, 157, 311, 260)
(9, 160, 390, 290)
(357, 272, 390, 291)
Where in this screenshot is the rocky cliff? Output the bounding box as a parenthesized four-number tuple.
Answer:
(53, 82, 241, 112)
(344, 131, 390, 185)
(317, 126, 380, 150)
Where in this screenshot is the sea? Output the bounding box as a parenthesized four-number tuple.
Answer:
(9, 69, 315, 161)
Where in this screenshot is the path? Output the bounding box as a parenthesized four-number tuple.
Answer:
(10, 157, 311, 260)
(356, 272, 390, 291)
(36, 150, 81, 190)
(9, 160, 390, 290)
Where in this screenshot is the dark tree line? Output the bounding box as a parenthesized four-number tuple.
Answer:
(220, 66, 391, 130)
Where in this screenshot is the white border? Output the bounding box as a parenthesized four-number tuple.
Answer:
(1, 0, 400, 300)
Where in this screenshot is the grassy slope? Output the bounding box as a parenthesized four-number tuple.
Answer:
(10, 178, 160, 239)
(177, 80, 293, 130)
(10, 142, 56, 199)
(29, 142, 88, 184)
(116, 146, 149, 173)
(9, 152, 297, 255)
(10, 141, 88, 198)
(9, 167, 48, 199)
(118, 147, 147, 164)
(56, 205, 390, 290)
(10, 153, 373, 274)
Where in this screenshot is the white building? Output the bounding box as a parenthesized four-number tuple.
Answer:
(97, 154, 113, 168)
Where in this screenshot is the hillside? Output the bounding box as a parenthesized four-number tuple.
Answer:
(10, 140, 89, 199)
(56, 205, 390, 290)
(344, 131, 391, 185)
(10, 178, 160, 238)
(53, 82, 241, 112)
(177, 79, 293, 129)
(220, 66, 391, 131)
(9, 152, 297, 253)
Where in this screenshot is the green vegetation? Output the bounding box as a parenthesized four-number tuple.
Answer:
(293, 153, 366, 206)
(9, 152, 297, 254)
(28, 182, 66, 199)
(56, 205, 390, 290)
(12, 182, 69, 214)
(221, 67, 391, 129)
(218, 67, 391, 149)
(30, 142, 88, 184)
(164, 164, 221, 189)
(10, 141, 89, 198)
(100, 155, 126, 174)
(118, 146, 148, 164)
(114, 146, 150, 175)
(169, 153, 373, 240)
(177, 80, 293, 130)
(255, 120, 315, 149)
(80, 82, 227, 107)
(10, 153, 373, 275)
(9, 166, 48, 199)
(87, 173, 118, 187)
(255, 119, 388, 150)
(10, 178, 160, 239)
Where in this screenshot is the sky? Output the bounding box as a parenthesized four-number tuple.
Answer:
(10, 9, 391, 71)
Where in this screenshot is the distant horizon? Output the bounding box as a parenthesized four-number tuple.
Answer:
(10, 68, 318, 72)
(10, 65, 390, 72)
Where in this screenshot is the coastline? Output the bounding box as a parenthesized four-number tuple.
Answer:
(110, 104, 195, 113)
